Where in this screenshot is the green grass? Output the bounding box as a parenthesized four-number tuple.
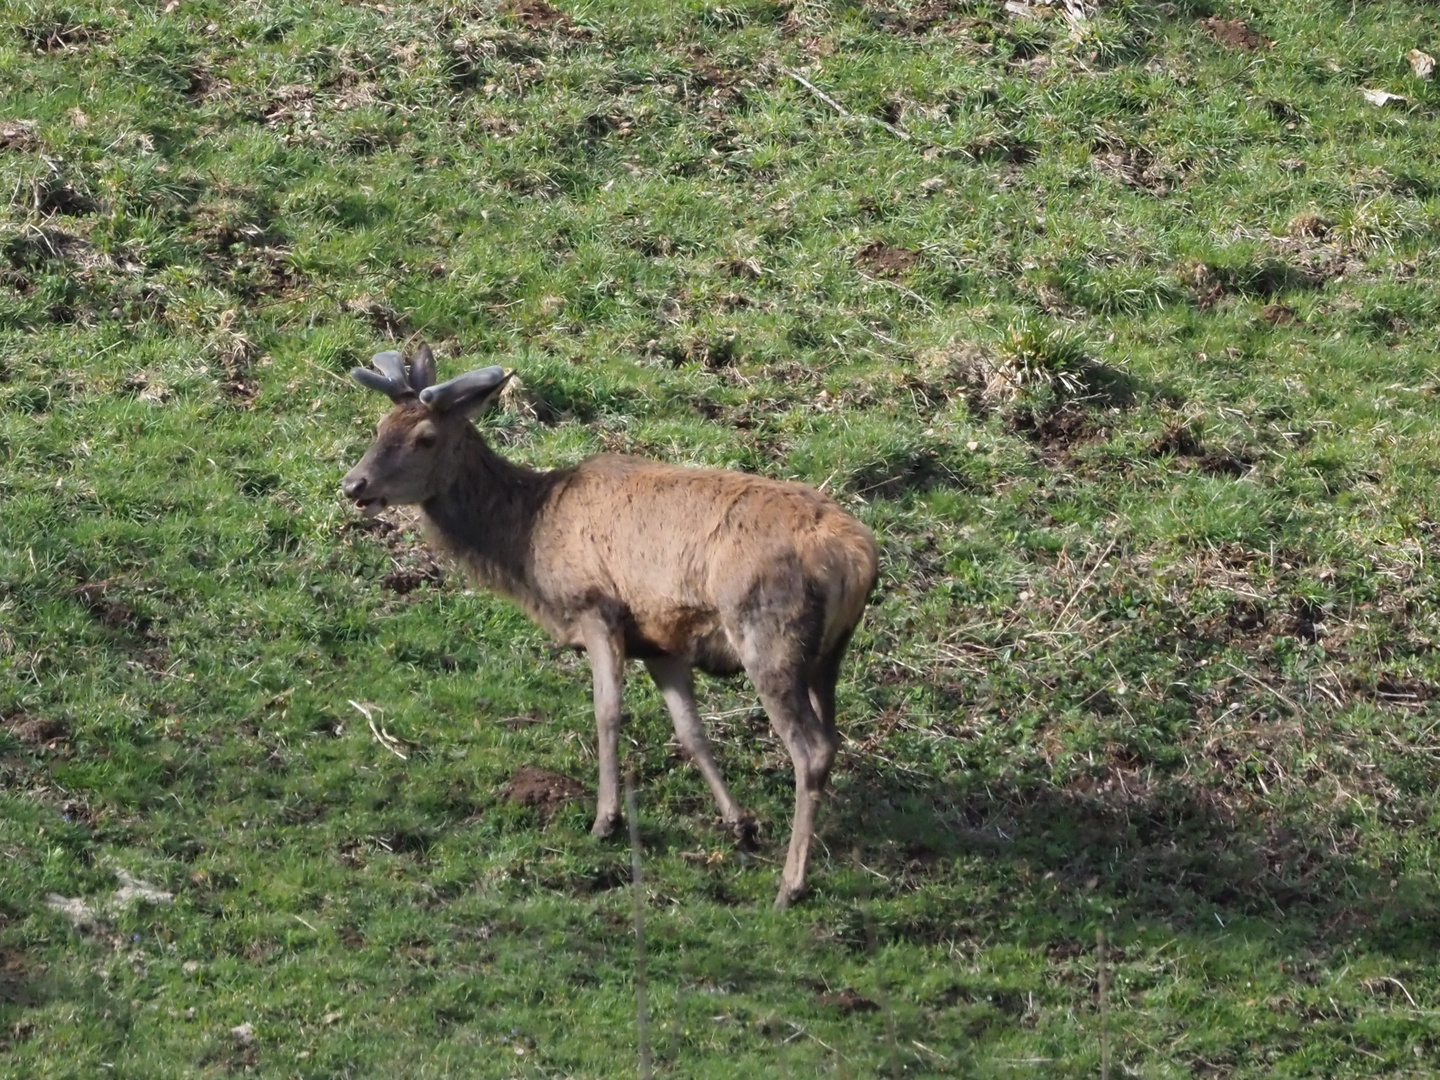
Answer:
(3, 0, 1440, 1075)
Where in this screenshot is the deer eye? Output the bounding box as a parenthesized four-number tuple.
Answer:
(413, 427, 437, 448)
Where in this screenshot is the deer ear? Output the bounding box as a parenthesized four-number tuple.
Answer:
(409, 343, 436, 391)
(419, 366, 511, 416)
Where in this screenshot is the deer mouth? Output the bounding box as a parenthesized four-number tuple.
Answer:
(355, 496, 386, 518)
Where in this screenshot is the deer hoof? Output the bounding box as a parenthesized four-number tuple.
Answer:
(728, 812, 759, 850)
(591, 812, 621, 839)
(773, 886, 799, 911)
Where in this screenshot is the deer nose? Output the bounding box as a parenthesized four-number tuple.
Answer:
(341, 475, 367, 500)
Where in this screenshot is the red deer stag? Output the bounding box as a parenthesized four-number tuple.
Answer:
(340, 345, 878, 907)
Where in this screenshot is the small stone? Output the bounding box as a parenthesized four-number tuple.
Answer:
(230, 1022, 255, 1046)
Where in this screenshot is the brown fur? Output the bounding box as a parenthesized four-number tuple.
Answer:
(343, 379, 878, 908)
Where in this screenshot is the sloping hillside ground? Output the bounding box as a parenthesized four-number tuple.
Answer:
(3, 1, 1439, 1076)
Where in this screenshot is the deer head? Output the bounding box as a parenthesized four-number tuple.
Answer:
(341, 344, 511, 517)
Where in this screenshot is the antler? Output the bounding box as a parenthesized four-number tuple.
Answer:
(351, 350, 413, 401)
(419, 366, 511, 414)
(350, 344, 509, 412)
(410, 343, 436, 391)
(350, 345, 439, 401)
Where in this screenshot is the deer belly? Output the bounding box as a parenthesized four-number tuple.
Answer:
(622, 608, 743, 676)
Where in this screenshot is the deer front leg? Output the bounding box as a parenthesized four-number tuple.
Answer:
(581, 614, 626, 838)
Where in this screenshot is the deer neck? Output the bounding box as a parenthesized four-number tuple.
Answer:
(418, 426, 551, 603)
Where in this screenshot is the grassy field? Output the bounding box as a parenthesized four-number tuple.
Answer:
(3, 0, 1440, 1075)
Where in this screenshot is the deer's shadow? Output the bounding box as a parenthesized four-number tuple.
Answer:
(820, 759, 1436, 956)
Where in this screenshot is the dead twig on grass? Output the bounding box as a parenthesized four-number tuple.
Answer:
(348, 700, 408, 760)
(1052, 536, 1118, 632)
(1222, 664, 1302, 716)
(858, 271, 935, 312)
(1379, 976, 1419, 1008)
(781, 68, 912, 142)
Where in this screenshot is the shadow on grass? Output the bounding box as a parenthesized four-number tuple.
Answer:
(0, 938, 58, 1052)
(824, 759, 1437, 955)
(0, 947, 44, 1009)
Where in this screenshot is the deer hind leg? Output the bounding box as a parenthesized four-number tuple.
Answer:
(741, 647, 839, 910)
(807, 631, 852, 742)
(645, 656, 752, 840)
(581, 614, 626, 838)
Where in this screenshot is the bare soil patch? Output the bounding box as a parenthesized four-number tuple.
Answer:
(33, 172, 95, 218)
(679, 51, 746, 110)
(1189, 255, 1329, 309)
(344, 295, 408, 338)
(219, 376, 260, 407)
(381, 566, 443, 595)
(0, 121, 39, 152)
(1261, 303, 1300, 326)
(645, 333, 738, 370)
(2, 714, 68, 750)
(1008, 402, 1103, 452)
(1226, 598, 1266, 635)
(850, 445, 968, 498)
(1287, 212, 1330, 239)
(1201, 18, 1270, 51)
(1349, 675, 1436, 707)
(0, 949, 35, 1009)
(855, 241, 918, 277)
(344, 510, 447, 595)
(865, 1, 976, 36)
(69, 580, 157, 640)
(964, 135, 1036, 165)
(1291, 598, 1324, 643)
(508, 0, 589, 37)
(817, 987, 879, 1013)
(556, 863, 627, 896)
(501, 766, 587, 820)
(184, 65, 231, 102)
(1091, 140, 1176, 196)
(17, 18, 106, 53)
(1149, 424, 1256, 477)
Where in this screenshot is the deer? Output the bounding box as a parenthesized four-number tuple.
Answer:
(340, 345, 879, 908)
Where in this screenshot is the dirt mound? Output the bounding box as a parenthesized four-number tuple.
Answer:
(1201, 18, 1270, 51)
(1091, 140, 1176, 196)
(507, 0, 588, 37)
(1261, 303, 1300, 326)
(0, 120, 39, 152)
(501, 766, 586, 820)
(816, 988, 879, 1013)
(1008, 402, 1101, 451)
(854, 241, 917, 277)
(3, 714, 69, 748)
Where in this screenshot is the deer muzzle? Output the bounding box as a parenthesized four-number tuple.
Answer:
(341, 473, 386, 518)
